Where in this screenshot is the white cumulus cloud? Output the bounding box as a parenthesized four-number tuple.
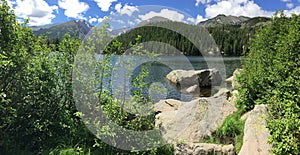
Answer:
(13, 0, 58, 26)
(195, 0, 213, 6)
(286, 3, 294, 9)
(112, 19, 125, 24)
(187, 15, 206, 24)
(94, 0, 117, 12)
(138, 9, 185, 22)
(88, 16, 105, 24)
(285, 6, 300, 15)
(89, 17, 97, 23)
(280, 0, 294, 9)
(128, 20, 135, 26)
(205, 0, 273, 18)
(114, 3, 139, 16)
(58, 0, 89, 19)
(115, 3, 122, 12)
(97, 17, 105, 23)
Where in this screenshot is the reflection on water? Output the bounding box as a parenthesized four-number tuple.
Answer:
(98, 55, 242, 102)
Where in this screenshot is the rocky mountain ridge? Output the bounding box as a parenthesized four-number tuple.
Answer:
(197, 14, 250, 27)
(30, 15, 270, 39)
(31, 19, 92, 39)
(197, 14, 270, 27)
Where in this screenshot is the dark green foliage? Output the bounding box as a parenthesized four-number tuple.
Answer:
(237, 12, 300, 154)
(30, 16, 267, 57)
(0, 1, 173, 154)
(0, 1, 91, 151)
(110, 21, 258, 56)
(113, 22, 201, 56)
(207, 26, 255, 56)
(30, 18, 264, 57)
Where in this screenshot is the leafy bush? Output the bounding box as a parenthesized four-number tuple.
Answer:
(0, 1, 93, 152)
(0, 1, 174, 154)
(237, 11, 300, 154)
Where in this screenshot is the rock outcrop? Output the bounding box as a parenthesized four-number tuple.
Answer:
(226, 68, 242, 90)
(238, 104, 272, 155)
(197, 14, 250, 27)
(166, 69, 222, 94)
(175, 142, 235, 155)
(154, 88, 237, 143)
(160, 68, 274, 155)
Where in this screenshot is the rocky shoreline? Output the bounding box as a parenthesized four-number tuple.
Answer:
(154, 68, 272, 155)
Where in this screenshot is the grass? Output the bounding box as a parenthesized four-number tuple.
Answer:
(199, 109, 246, 154)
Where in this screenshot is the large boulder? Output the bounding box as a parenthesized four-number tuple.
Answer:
(166, 69, 222, 91)
(175, 142, 235, 155)
(238, 104, 272, 155)
(226, 68, 242, 90)
(154, 88, 237, 143)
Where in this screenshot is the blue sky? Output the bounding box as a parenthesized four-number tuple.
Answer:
(6, 0, 300, 28)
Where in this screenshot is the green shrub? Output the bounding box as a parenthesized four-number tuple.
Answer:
(237, 11, 300, 154)
(0, 1, 91, 150)
(0, 1, 174, 154)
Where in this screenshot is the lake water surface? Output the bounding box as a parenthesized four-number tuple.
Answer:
(101, 55, 242, 102)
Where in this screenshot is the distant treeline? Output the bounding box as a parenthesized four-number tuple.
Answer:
(47, 21, 259, 56)
(112, 21, 258, 56)
(206, 26, 256, 56)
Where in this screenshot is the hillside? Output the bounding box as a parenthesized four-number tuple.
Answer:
(138, 16, 170, 26)
(30, 15, 270, 56)
(30, 14, 270, 39)
(31, 19, 92, 39)
(241, 17, 271, 28)
(198, 14, 270, 28)
(198, 14, 250, 27)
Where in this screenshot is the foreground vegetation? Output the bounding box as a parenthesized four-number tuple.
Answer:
(1, 0, 299, 154)
(237, 12, 300, 154)
(197, 12, 300, 155)
(0, 1, 172, 154)
(200, 109, 245, 154)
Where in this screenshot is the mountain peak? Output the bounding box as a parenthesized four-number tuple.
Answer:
(31, 19, 92, 39)
(216, 14, 226, 18)
(197, 14, 250, 27)
(75, 19, 91, 27)
(138, 16, 170, 26)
